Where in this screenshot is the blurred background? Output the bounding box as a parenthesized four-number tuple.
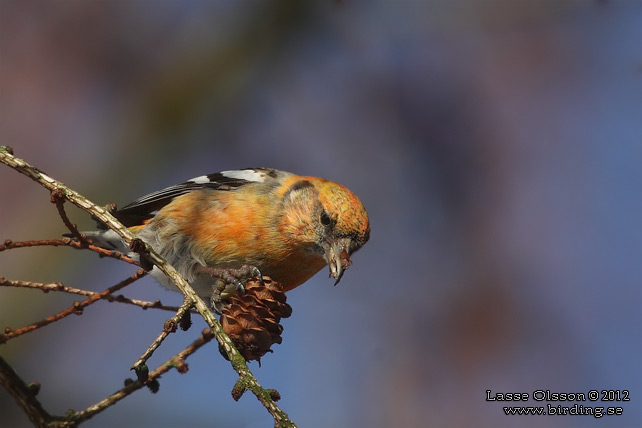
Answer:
(1, 1, 640, 427)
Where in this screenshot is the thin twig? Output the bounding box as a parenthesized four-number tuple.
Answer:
(51, 188, 85, 243)
(0, 329, 215, 428)
(60, 328, 215, 427)
(1, 270, 147, 343)
(0, 355, 62, 428)
(131, 298, 194, 373)
(0, 278, 185, 312)
(0, 238, 139, 266)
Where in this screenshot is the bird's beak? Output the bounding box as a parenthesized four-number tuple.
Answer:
(325, 239, 353, 286)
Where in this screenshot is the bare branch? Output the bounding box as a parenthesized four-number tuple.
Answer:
(1, 270, 147, 343)
(0, 278, 184, 312)
(50, 188, 86, 243)
(64, 328, 215, 426)
(0, 329, 216, 428)
(0, 355, 62, 428)
(0, 238, 139, 266)
(131, 298, 194, 373)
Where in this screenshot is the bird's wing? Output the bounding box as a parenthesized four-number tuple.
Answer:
(107, 168, 281, 228)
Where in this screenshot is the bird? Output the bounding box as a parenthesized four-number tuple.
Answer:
(83, 168, 370, 309)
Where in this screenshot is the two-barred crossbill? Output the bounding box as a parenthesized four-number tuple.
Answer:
(86, 168, 370, 308)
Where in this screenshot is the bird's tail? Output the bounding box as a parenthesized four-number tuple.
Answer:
(65, 229, 130, 254)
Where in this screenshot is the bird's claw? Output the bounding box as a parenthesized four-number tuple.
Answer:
(249, 266, 264, 286)
(209, 280, 228, 314)
(197, 264, 263, 311)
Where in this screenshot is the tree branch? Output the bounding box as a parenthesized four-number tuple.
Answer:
(1, 270, 147, 343)
(0, 238, 139, 266)
(0, 355, 60, 428)
(62, 328, 216, 427)
(0, 277, 185, 312)
(0, 146, 296, 427)
(1, 329, 216, 428)
(131, 297, 194, 373)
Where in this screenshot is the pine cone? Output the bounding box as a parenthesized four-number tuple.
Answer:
(220, 277, 292, 363)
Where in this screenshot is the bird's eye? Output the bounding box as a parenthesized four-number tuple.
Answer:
(320, 211, 331, 226)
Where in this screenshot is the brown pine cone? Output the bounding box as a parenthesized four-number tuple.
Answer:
(220, 277, 292, 363)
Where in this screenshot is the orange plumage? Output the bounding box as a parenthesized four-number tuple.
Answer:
(87, 169, 370, 301)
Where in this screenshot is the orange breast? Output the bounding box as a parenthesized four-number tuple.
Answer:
(172, 191, 326, 290)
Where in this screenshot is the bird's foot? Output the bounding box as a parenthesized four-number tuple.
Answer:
(196, 264, 263, 313)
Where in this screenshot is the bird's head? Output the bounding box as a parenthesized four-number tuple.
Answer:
(279, 177, 370, 285)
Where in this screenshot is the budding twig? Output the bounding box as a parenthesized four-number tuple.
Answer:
(0, 356, 65, 428)
(0, 278, 184, 313)
(1, 270, 147, 343)
(0, 238, 139, 266)
(0, 329, 216, 428)
(131, 298, 194, 374)
(66, 328, 215, 426)
(51, 188, 86, 243)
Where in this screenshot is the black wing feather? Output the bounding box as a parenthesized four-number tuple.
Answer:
(109, 171, 257, 228)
